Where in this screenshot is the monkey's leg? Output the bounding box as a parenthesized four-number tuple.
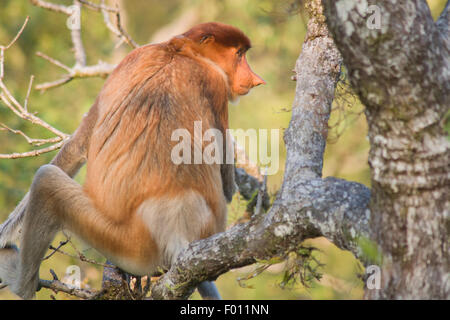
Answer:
(198, 281, 221, 300)
(0, 103, 98, 247)
(11, 166, 64, 299)
(0, 244, 19, 290)
(13, 164, 151, 299)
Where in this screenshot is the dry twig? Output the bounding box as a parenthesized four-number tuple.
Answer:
(0, 17, 68, 159)
(30, 0, 138, 91)
(39, 278, 99, 299)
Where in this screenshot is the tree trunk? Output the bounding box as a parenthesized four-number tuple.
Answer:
(322, 0, 449, 299)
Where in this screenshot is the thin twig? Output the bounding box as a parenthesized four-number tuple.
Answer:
(78, 0, 117, 13)
(5, 16, 30, 50)
(49, 269, 58, 281)
(24, 75, 34, 111)
(36, 52, 72, 72)
(0, 142, 64, 159)
(34, 61, 115, 91)
(0, 90, 68, 138)
(0, 122, 62, 146)
(43, 239, 70, 261)
(101, 2, 122, 38)
(99, 0, 138, 49)
(0, 17, 30, 79)
(34, 76, 74, 92)
(0, 17, 68, 158)
(0, 48, 4, 79)
(114, 6, 139, 49)
(0, 17, 69, 140)
(47, 244, 110, 268)
(30, 0, 72, 15)
(30, 0, 137, 92)
(71, 1, 87, 66)
(39, 279, 98, 299)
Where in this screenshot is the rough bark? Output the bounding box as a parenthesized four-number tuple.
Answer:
(11, 0, 447, 301)
(322, 0, 449, 299)
(149, 0, 371, 299)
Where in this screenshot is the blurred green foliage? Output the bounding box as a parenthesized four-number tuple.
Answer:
(0, 0, 447, 300)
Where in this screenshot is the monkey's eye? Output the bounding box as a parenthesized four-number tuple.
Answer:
(236, 48, 244, 58)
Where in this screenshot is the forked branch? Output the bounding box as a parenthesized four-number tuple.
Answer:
(30, 0, 138, 91)
(0, 17, 68, 159)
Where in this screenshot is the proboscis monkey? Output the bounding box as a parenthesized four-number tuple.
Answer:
(0, 22, 265, 299)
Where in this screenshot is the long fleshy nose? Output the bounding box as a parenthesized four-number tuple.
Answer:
(251, 72, 266, 87)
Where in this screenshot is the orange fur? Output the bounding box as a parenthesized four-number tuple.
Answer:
(0, 23, 266, 299)
(79, 23, 264, 267)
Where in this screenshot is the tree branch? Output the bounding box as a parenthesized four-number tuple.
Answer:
(4, 16, 30, 50)
(0, 17, 68, 159)
(31, 0, 137, 91)
(33, 58, 115, 91)
(436, 0, 449, 35)
(78, 0, 117, 13)
(0, 123, 62, 147)
(71, 1, 87, 66)
(0, 142, 64, 159)
(149, 0, 371, 299)
(113, 5, 139, 49)
(39, 279, 98, 299)
(29, 0, 72, 15)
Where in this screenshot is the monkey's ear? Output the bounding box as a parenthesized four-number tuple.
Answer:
(199, 34, 215, 45)
(169, 35, 188, 51)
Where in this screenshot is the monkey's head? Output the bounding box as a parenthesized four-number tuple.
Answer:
(180, 22, 265, 100)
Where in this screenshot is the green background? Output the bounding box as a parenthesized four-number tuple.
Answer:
(0, 0, 446, 299)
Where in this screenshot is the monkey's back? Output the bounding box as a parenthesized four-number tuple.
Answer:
(83, 43, 230, 240)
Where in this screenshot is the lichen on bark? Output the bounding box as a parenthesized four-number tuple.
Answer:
(322, 0, 449, 299)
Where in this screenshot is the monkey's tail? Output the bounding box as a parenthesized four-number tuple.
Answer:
(0, 193, 27, 248)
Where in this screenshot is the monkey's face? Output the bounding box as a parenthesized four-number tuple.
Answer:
(229, 47, 265, 96)
(181, 22, 265, 99)
(201, 43, 265, 98)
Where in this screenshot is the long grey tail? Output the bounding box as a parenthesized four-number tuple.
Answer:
(0, 192, 28, 248)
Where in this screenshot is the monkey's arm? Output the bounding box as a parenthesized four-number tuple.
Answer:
(0, 102, 99, 247)
(50, 101, 98, 175)
(221, 131, 237, 203)
(221, 163, 237, 203)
